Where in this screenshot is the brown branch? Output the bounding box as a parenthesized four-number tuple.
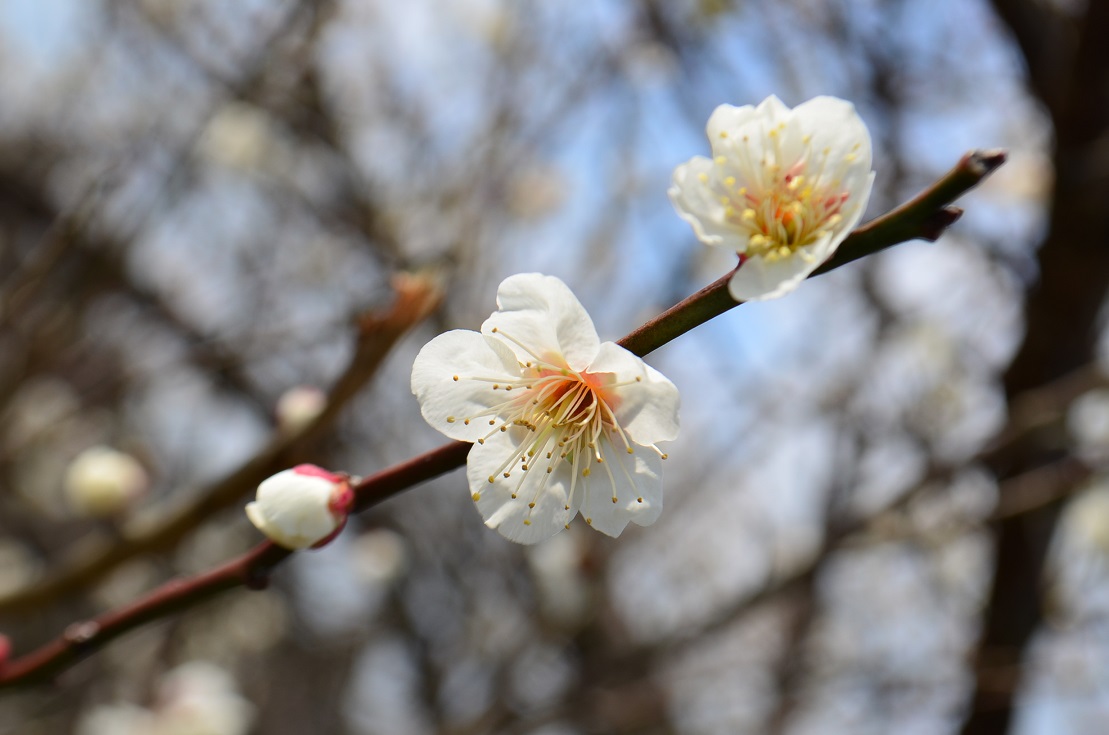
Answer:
(0, 150, 1003, 690)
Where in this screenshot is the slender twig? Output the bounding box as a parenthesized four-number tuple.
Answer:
(0, 149, 1004, 690)
(0, 273, 442, 616)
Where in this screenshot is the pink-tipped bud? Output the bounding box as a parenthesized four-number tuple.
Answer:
(245, 465, 353, 550)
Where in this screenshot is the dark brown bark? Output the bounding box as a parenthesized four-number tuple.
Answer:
(962, 2, 1109, 732)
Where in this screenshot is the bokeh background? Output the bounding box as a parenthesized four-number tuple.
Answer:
(0, 0, 1106, 733)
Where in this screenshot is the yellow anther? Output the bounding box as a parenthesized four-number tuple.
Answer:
(742, 209, 757, 221)
(488, 476, 495, 483)
(523, 519, 531, 526)
(661, 453, 668, 460)
(452, 375, 459, 381)
(478, 438, 485, 445)
(714, 155, 727, 166)
(503, 471, 511, 478)
(636, 497, 643, 503)
(585, 518, 593, 525)
(511, 492, 518, 499)
(697, 172, 709, 183)
(611, 497, 618, 504)
(446, 417, 455, 423)
(719, 131, 728, 138)
(582, 468, 591, 477)
(724, 176, 736, 187)
(528, 502, 535, 508)
(464, 419, 470, 425)
(627, 447, 634, 454)
(472, 492, 481, 501)
(635, 376, 642, 382)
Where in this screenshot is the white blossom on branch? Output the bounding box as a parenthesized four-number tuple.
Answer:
(670, 95, 875, 301)
(411, 273, 680, 544)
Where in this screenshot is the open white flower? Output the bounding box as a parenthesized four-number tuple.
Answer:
(669, 95, 875, 301)
(245, 465, 354, 550)
(411, 273, 680, 544)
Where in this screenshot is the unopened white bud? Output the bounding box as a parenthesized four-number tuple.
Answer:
(64, 446, 147, 518)
(275, 386, 327, 435)
(245, 465, 354, 550)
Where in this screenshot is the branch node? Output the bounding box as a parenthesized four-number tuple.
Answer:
(244, 568, 271, 591)
(920, 206, 964, 241)
(965, 148, 1008, 176)
(63, 621, 100, 649)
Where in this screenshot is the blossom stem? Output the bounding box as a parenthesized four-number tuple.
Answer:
(0, 149, 1004, 691)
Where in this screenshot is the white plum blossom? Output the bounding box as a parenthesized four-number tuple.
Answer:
(411, 273, 680, 544)
(669, 95, 875, 301)
(245, 465, 354, 550)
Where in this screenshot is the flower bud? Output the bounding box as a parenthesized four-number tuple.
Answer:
(275, 385, 327, 435)
(64, 446, 148, 518)
(245, 465, 353, 550)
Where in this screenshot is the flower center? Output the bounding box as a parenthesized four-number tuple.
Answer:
(446, 328, 659, 525)
(705, 124, 861, 263)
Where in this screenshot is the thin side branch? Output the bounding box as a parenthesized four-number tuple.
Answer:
(0, 273, 442, 616)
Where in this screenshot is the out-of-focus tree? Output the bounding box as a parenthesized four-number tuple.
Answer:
(0, 1, 1102, 734)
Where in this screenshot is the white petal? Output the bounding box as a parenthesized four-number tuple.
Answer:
(247, 470, 339, 550)
(727, 246, 826, 302)
(705, 102, 760, 144)
(668, 156, 744, 250)
(411, 329, 523, 442)
(587, 342, 680, 446)
(789, 97, 874, 218)
(579, 435, 664, 537)
(466, 429, 580, 544)
(481, 273, 601, 373)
